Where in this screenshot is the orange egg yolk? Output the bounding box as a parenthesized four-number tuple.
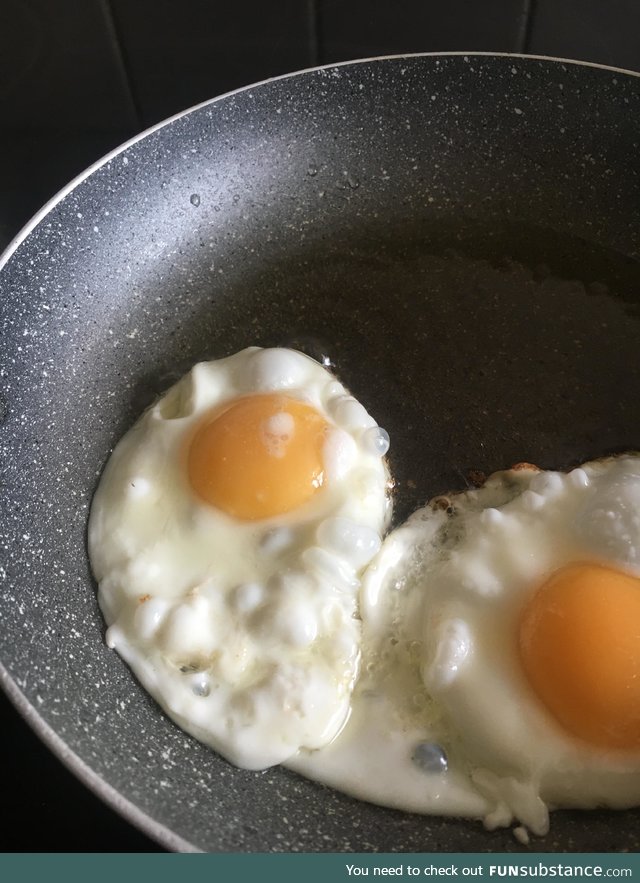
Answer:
(186, 393, 329, 521)
(518, 561, 640, 751)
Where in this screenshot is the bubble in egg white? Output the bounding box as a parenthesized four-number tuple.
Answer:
(362, 425, 391, 457)
(322, 426, 358, 481)
(412, 741, 448, 774)
(301, 546, 359, 591)
(259, 526, 294, 556)
(529, 470, 564, 496)
(521, 489, 545, 511)
(479, 507, 503, 526)
(268, 597, 319, 648)
(246, 346, 309, 391)
(576, 463, 640, 565)
(317, 517, 382, 570)
(133, 597, 170, 641)
(161, 595, 218, 660)
(190, 673, 211, 697)
(569, 467, 590, 488)
(425, 618, 472, 689)
(232, 582, 265, 614)
(329, 394, 377, 431)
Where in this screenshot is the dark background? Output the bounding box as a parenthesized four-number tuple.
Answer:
(1, 0, 640, 853)
(3, 0, 640, 254)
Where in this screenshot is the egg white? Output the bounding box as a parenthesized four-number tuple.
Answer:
(88, 347, 391, 769)
(291, 456, 640, 836)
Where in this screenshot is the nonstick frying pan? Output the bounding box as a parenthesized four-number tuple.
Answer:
(1, 53, 640, 852)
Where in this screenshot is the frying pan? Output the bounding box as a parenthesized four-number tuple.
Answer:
(1, 53, 639, 853)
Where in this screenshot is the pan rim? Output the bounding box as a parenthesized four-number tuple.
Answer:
(1, 50, 639, 274)
(2, 49, 640, 854)
(0, 662, 199, 852)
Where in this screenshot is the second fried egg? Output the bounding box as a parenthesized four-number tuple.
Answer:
(291, 456, 640, 836)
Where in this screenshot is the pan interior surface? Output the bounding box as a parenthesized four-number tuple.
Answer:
(1, 54, 640, 852)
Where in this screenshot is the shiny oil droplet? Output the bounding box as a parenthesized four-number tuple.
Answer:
(283, 335, 335, 369)
(192, 680, 210, 697)
(412, 742, 448, 774)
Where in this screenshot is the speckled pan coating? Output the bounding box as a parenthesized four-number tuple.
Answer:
(1, 54, 640, 852)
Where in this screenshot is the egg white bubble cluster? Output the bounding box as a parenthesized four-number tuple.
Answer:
(292, 456, 640, 835)
(88, 347, 391, 769)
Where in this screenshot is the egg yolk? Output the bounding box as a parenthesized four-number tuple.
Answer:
(186, 393, 329, 520)
(518, 562, 640, 751)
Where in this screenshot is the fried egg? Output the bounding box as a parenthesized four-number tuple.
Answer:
(291, 456, 640, 836)
(88, 347, 391, 769)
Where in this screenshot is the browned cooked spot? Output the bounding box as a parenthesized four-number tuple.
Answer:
(467, 470, 487, 487)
